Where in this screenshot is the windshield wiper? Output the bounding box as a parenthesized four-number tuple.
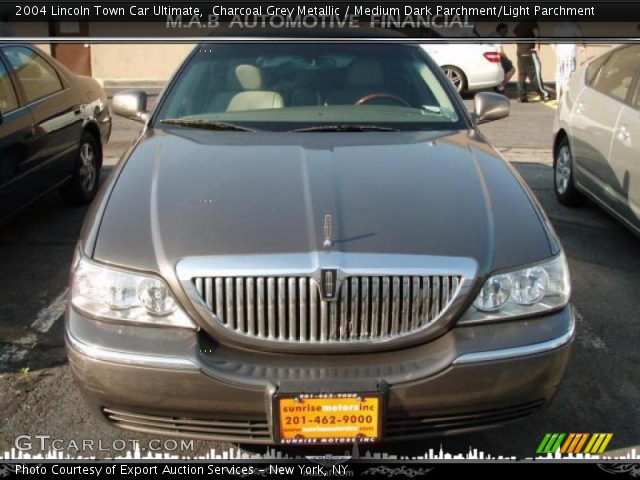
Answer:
(291, 124, 398, 132)
(160, 118, 255, 132)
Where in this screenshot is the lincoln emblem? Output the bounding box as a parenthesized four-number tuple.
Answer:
(323, 214, 333, 248)
(321, 269, 338, 300)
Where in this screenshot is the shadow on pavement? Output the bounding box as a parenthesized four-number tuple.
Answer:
(0, 166, 115, 374)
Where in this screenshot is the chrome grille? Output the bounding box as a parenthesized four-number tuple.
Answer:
(192, 275, 462, 344)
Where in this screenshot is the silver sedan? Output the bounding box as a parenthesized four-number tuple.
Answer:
(553, 45, 640, 236)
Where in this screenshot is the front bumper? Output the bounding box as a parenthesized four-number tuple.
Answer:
(66, 306, 574, 444)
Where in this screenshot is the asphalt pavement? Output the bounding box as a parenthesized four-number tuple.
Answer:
(0, 89, 639, 459)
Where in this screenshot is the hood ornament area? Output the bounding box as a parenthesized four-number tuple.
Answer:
(323, 214, 333, 249)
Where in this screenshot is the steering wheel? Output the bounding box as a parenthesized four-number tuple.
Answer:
(355, 93, 410, 107)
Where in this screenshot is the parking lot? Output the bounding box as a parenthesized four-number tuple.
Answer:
(0, 89, 639, 459)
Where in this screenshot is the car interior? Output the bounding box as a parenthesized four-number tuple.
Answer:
(0, 64, 18, 113)
(176, 54, 442, 117)
(592, 47, 640, 101)
(3, 47, 63, 103)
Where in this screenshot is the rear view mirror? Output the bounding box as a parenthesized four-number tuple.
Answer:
(112, 89, 149, 123)
(473, 92, 510, 124)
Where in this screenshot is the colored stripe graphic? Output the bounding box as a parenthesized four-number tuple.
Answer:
(560, 433, 588, 453)
(585, 433, 614, 454)
(537, 433, 565, 454)
(540, 433, 613, 455)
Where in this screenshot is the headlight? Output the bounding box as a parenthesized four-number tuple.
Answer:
(71, 256, 196, 329)
(461, 252, 570, 324)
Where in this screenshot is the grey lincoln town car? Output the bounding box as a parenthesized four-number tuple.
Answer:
(66, 43, 574, 445)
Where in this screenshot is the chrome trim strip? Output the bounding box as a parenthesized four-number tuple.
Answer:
(176, 252, 477, 279)
(66, 332, 199, 371)
(453, 315, 575, 365)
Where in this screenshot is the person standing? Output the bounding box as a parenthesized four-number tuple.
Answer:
(489, 23, 515, 93)
(0, 14, 15, 37)
(553, 21, 585, 99)
(514, 20, 552, 102)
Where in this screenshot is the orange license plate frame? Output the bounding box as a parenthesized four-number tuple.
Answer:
(274, 392, 382, 445)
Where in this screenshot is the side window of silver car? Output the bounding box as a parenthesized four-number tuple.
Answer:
(592, 47, 640, 102)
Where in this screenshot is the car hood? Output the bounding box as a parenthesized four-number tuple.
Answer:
(93, 128, 553, 277)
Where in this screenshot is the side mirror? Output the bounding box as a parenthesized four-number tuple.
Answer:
(473, 92, 509, 124)
(112, 89, 149, 123)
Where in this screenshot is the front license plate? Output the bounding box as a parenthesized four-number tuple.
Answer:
(275, 393, 382, 444)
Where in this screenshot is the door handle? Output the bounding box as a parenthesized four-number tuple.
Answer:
(616, 125, 630, 142)
(24, 126, 35, 139)
(575, 102, 585, 115)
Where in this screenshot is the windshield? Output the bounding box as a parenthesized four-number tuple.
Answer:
(155, 44, 466, 132)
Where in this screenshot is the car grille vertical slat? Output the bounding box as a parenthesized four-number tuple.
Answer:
(391, 277, 401, 335)
(320, 297, 329, 342)
(441, 276, 450, 312)
(339, 281, 349, 341)
(277, 277, 287, 341)
(225, 278, 234, 330)
(419, 276, 430, 328)
(430, 276, 440, 321)
(310, 280, 318, 342)
(410, 276, 420, 331)
(370, 277, 380, 339)
(256, 278, 265, 337)
(349, 277, 359, 339)
(267, 278, 276, 339)
(236, 278, 245, 333)
(288, 278, 297, 341)
(360, 277, 370, 339)
(380, 277, 390, 336)
(299, 277, 308, 342)
(195, 278, 205, 308)
(329, 301, 338, 341)
(246, 277, 255, 335)
(193, 274, 462, 344)
(401, 276, 410, 333)
(450, 277, 460, 311)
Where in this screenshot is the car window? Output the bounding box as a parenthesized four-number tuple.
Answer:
(585, 53, 609, 86)
(592, 47, 640, 102)
(633, 83, 640, 110)
(0, 59, 18, 114)
(156, 44, 465, 132)
(2, 46, 63, 104)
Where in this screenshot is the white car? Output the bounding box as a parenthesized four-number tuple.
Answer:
(552, 45, 640, 236)
(422, 44, 504, 93)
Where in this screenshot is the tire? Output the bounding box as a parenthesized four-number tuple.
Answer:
(553, 136, 584, 206)
(442, 66, 467, 94)
(60, 131, 101, 206)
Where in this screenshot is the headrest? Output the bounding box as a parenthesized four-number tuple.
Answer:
(347, 60, 383, 86)
(235, 64, 263, 91)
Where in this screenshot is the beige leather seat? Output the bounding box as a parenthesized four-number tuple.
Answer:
(208, 64, 244, 112)
(226, 65, 284, 112)
(326, 59, 384, 105)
